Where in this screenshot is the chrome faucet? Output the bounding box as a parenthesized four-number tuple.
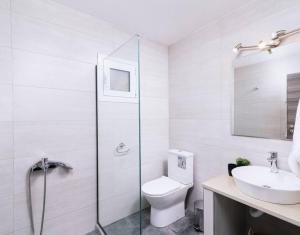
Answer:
(267, 152, 278, 173)
(30, 158, 73, 171)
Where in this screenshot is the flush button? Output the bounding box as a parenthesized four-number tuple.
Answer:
(178, 156, 186, 169)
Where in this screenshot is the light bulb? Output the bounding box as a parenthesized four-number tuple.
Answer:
(233, 43, 242, 54)
(271, 32, 278, 40)
(233, 47, 239, 54)
(258, 41, 267, 49)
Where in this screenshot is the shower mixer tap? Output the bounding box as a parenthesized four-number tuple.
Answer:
(30, 158, 73, 171)
(28, 156, 72, 235)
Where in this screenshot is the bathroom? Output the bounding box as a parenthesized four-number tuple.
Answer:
(1, 0, 300, 234)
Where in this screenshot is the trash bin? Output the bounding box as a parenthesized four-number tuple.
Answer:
(193, 200, 204, 232)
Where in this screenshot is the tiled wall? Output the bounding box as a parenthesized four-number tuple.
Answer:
(0, 0, 168, 234)
(169, 0, 300, 209)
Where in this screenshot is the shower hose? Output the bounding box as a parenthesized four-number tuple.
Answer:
(28, 167, 47, 235)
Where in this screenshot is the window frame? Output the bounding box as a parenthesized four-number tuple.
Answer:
(97, 54, 138, 103)
(103, 60, 137, 98)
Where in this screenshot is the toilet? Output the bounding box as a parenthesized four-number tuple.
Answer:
(142, 149, 194, 227)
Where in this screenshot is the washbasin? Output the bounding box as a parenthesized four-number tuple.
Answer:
(232, 166, 300, 204)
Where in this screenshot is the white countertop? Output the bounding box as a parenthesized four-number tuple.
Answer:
(202, 175, 300, 227)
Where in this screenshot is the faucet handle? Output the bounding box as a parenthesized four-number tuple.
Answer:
(267, 151, 278, 161)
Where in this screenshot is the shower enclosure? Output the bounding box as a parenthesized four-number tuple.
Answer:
(96, 35, 142, 234)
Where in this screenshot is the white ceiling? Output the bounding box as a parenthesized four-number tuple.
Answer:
(53, 0, 248, 45)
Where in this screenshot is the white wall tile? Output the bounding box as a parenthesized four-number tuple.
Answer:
(169, 57, 221, 91)
(99, 191, 140, 226)
(0, 84, 12, 121)
(12, 0, 117, 47)
(0, 159, 13, 198)
(13, 49, 95, 91)
(13, 121, 95, 159)
(14, 204, 96, 235)
(170, 90, 221, 120)
(0, 47, 13, 85)
(0, 196, 13, 234)
(14, 175, 96, 230)
(0, 9, 11, 47)
(0, 160, 13, 234)
(12, 13, 106, 63)
(99, 166, 139, 200)
(98, 118, 139, 146)
(141, 76, 168, 98)
(141, 118, 169, 164)
(141, 118, 169, 141)
(0, 122, 13, 159)
(98, 101, 139, 120)
(141, 97, 169, 119)
(14, 86, 95, 122)
(0, 0, 10, 10)
(170, 119, 225, 144)
(141, 160, 165, 184)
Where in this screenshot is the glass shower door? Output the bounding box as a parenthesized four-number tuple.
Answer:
(96, 35, 141, 235)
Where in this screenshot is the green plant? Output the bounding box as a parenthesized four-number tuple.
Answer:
(236, 157, 250, 167)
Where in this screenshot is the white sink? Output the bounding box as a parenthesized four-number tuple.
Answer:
(232, 166, 300, 204)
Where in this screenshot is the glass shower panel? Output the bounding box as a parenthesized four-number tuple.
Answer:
(96, 35, 141, 235)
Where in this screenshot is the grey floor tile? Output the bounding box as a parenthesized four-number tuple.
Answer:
(98, 208, 201, 235)
(181, 227, 203, 235)
(86, 230, 101, 235)
(142, 225, 175, 235)
(104, 218, 140, 235)
(168, 212, 194, 233)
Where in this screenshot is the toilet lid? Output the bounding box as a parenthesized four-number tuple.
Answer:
(142, 176, 183, 196)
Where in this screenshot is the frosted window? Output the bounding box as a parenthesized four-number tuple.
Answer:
(110, 68, 130, 92)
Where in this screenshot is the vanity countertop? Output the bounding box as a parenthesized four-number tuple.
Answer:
(202, 175, 300, 227)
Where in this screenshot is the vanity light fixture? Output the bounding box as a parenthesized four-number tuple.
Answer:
(233, 28, 300, 54)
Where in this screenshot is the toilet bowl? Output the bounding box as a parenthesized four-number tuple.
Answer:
(142, 149, 194, 227)
(142, 176, 193, 227)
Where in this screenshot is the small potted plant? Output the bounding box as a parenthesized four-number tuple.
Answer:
(228, 157, 250, 176)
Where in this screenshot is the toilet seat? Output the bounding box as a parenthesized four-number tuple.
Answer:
(142, 176, 183, 197)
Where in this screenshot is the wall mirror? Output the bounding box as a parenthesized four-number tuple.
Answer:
(232, 42, 300, 140)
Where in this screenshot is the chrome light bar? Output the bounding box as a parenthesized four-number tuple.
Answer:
(233, 28, 300, 54)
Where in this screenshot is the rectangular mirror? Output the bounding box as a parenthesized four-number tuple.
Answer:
(233, 43, 300, 140)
